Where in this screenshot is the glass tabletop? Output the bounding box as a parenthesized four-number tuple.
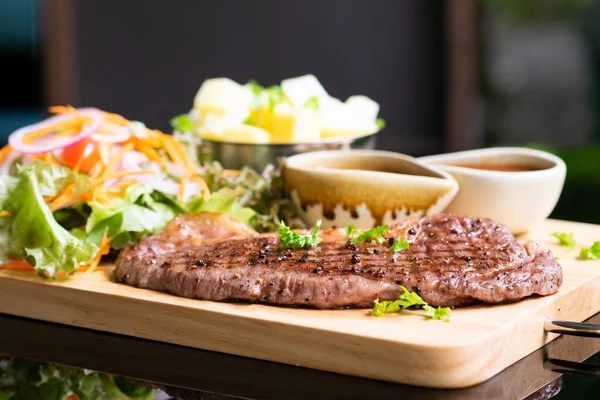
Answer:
(0, 313, 598, 400)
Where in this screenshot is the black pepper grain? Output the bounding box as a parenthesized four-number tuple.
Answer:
(351, 254, 361, 264)
(345, 240, 358, 251)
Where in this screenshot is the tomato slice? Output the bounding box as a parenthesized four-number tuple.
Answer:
(60, 137, 101, 173)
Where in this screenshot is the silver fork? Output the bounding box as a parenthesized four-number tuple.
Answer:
(544, 319, 600, 338)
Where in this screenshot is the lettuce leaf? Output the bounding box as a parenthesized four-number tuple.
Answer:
(0, 358, 158, 400)
(1, 163, 97, 278)
(201, 161, 300, 232)
(85, 183, 178, 248)
(190, 188, 256, 225)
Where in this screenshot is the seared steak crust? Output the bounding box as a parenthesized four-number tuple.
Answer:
(113, 213, 562, 308)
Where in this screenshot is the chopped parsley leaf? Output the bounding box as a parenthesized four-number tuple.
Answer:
(247, 79, 264, 95)
(550, 231, 576, 252)
(579, 241, 600, 260)
(352, 224, 388, 245)
(372, 286, 451, 321)
(340, 224, 359, 240)
(390, 236, 410, 252)
(304, 96, 320, 110)
(169, 114, 193, 132)
(267, 85, 285, 109)
(278, 219, 322, 249)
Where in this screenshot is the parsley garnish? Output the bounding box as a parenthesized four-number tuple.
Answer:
(551, 231, 576, 252)
(247, 79, 264, 95)
(372, 286, 451, 322)
(278, 219, 322, 249)
(390, 237, 410, 252)
(340, 224, 359, 240)
(304, 96, 320, 110)
(247, 79, 266, 112)
(352, 224, 388, 244)
(169, 114, 193, 132)
(579, 241, 600, 260)
(267, 85, 285, 109)
(376, 118, 386, 130)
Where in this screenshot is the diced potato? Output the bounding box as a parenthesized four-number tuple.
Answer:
(221, 124, 271, 144)
(271, 103, 321, 143)
(345, 95, 380, 125)
(193, 78, 252, 120)
(320, 96, 377, 138)
(321, 125, 377, 139)
(199, 130, 224, 141)
(281, 75, 328, 107)
(194, 111, 245, 137)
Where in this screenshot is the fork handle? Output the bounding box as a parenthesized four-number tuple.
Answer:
(544, 318, 600, 338)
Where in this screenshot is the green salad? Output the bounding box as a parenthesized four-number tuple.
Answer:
(0, 106, 295, 279)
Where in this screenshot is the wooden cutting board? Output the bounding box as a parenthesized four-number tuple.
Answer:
(0, 219, 599, 389)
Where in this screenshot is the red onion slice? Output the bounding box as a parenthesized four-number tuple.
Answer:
(91, 122, 131, 143)
(8, 108, 104, 154)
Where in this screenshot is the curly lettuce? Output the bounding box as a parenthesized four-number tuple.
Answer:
(0, 163, 97, 278)
(0, 358, 158, 400)
(201, 161, 300, 232)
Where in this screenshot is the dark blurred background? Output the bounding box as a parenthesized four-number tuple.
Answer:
(1, 0, 599, 223)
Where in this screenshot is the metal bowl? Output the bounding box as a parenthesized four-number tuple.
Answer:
(197, 134, 377, 171)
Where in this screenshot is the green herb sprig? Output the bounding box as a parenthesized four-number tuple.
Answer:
(279, 219, 322, 249)
(169, 114, 193, 132)
(579, 241, 600, 260)
(340, 224, 358, 240)
(551, 231, 576, 252)
(304, 96, 320, 110)
(372, 286, 451, 322)
(390, 237, 410, 252)
(352, 224, 388, 244)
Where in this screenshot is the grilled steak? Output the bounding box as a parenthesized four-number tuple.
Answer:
(113, 213, 562, 308)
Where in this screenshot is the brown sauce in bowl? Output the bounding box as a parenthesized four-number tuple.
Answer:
(448, 163, 546, 172)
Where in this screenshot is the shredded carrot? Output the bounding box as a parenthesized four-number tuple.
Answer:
(72, 152, 84, 174)
(190, 175, 211, 200)
(97, 141, 111, 166)
(48, 105, 79, 115)
(93, 169, 156, 186)
(0, 211, 10, 217)
(3, 260, 34, 271)
(43, 152, 55, 164)
(49, 185, 76, 211)
(134, 140, 166, 167)
(83, 230, 112, 274)
(101, 143, 134, 178)
(179, 175, 188, 203)
(162, 136, 185, 169)
(104, 111, 129, 126)
(88, 163, 104, 180)
(0, 145, 12, 165)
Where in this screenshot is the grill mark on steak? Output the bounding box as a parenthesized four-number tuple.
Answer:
(113, 213, 563, 309)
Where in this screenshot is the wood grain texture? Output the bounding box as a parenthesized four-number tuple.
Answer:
(0, 219, 599, 389)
